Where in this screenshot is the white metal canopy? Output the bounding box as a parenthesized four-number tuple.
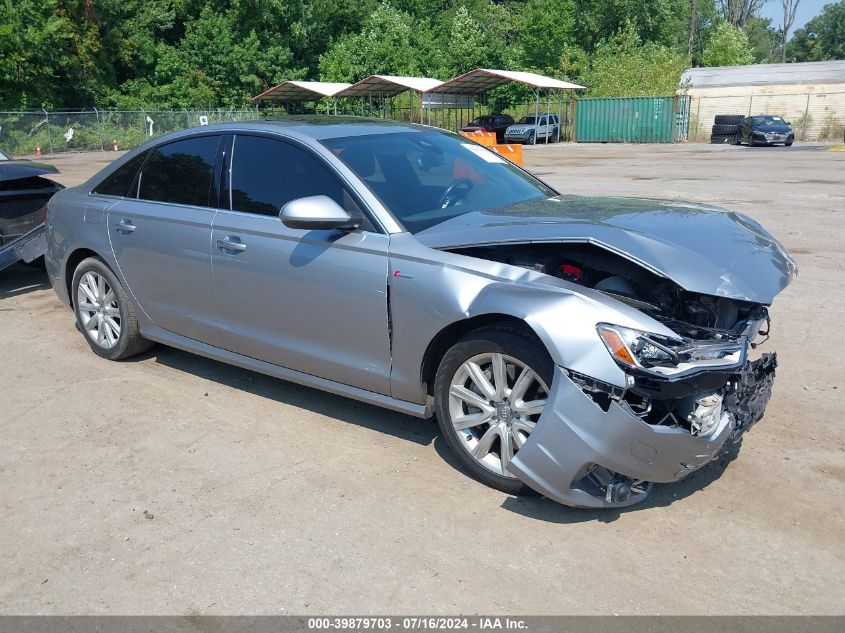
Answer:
(336, 75, 444, 98)
(252, 80, 352, 102)
(427, 68, 585, 95)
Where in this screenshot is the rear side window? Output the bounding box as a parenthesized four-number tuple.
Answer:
(229, 135, 346, 216)
(138, 136, 220, 207)
(92, 150, 149, 197)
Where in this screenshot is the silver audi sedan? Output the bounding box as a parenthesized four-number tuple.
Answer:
(45, 118, 796, 508)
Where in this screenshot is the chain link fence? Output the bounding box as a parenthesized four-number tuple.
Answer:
(0, 108, 259, 156)
(688, 92, 845, 142)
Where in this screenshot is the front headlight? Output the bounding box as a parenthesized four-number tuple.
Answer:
(597, 324, 681, 370)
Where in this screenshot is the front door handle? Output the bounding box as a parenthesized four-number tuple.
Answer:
(217, 237, 247, 253)
(113, 219, 136, 233)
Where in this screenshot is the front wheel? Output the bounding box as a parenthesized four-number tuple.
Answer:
(434, 326, 554, 495)
(71, 257, 153, 360)
(526, 130, 536, 145)
(785, 141, 793, 147)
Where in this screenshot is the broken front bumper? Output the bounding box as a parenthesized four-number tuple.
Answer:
(508, 355, 777, 508)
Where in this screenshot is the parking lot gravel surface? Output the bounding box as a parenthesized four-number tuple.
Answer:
(1, 142, 843, 615)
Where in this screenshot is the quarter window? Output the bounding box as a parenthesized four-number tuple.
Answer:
(92, 150, 149, 197)
(138, 136, 220, 207)
(229, 135, 350, 217)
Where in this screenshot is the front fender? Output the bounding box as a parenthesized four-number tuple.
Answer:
(387, 233, 674, 403)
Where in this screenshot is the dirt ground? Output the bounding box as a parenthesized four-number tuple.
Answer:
(1, 142, 843, 615)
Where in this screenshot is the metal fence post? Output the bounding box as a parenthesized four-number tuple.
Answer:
(184, 108, 190, 128)
(801, 93, 810, 141)
(93, 107, 105, 150)
(42, 108, 54, 154)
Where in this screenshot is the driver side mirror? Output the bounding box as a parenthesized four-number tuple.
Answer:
(279, 195, 360, 231)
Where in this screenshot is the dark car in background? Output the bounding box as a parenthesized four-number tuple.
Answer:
(459, 114, 515, 143)
(0, 149, 63, 270)
(739, 115, 794, 147)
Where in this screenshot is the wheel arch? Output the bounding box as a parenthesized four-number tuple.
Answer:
(420, 313, 551, 399)
(65, 247, 106, 307)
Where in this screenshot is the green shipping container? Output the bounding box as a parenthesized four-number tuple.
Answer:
(574, 96, 690, 143)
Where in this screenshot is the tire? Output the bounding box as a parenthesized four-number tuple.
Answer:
(714, 114, 743, 126)
(710, 134, 732, 144)
(526, 130, 535, 145)
(711, 124, 739, 136)
(785, 141, 793, 147)
(71, 256, 153, 360)
(434, 325, 554, 496)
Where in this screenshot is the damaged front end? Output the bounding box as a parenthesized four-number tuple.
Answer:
(448, 241, 785, 508)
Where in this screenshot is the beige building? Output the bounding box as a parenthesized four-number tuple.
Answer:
(681, 60, 845, 141)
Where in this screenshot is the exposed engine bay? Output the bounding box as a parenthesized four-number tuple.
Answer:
(448, 242, 770, 342)
(449, 242, 777, 447)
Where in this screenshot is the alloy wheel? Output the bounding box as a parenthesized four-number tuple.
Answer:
(448, 353, 548, 477)
(76, 271, 121, 349)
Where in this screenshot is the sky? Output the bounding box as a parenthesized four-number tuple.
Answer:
(758, 0, 830, 34)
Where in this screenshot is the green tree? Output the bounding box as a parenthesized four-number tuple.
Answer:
(745, 16, 782, 63)
(440, 6, 488, 77)
(788, 0, 845, 61)
(319, 2, 435, 81)
(701, 20, 755, 66)
(516, 0, 576, 73)
(574, 0, 685, 52)
(578, 23, 690, 96)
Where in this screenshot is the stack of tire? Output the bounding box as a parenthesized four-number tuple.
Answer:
(710, 114, 743, 144)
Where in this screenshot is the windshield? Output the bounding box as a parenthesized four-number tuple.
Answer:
(468, 116, 494, 126)
(752, 115, 786, 126)
(518, 117, 537, 124)
(322, 130, 556, 233)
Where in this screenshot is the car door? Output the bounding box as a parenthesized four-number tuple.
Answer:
(107, 134, 222, 344)
(741, 117, 752, 142)
(537, 116, 549, 141)
(551, 115, 560, 141)
(211, 133, 392, 394)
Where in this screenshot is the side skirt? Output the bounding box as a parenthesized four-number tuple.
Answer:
(142, 325, 431, 419)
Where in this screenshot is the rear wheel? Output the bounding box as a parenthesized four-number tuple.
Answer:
(434, 326, 553, 495)
(71, 257, 153, 360)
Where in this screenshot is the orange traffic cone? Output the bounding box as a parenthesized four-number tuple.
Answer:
(35, 144, 42, 156)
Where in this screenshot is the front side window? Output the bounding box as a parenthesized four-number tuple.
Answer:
(138, 135, 220, 207)
(322, 130, 555, 233)
(229, 135, 364, 222)
(92, 150, 149, 197)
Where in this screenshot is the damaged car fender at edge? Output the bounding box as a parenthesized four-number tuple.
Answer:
(387, 232, 682, 404)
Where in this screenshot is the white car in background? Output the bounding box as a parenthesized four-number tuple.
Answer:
(504, 113, 560, 145)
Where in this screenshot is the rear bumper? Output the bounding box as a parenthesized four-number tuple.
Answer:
(508, 357, 776, 508)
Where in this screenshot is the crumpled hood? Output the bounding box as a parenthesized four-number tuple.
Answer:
(0, 160, 60, 183)
(415, 195, 797, 304)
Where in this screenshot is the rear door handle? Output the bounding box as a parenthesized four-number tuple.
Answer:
(113, 219, 136, 233)
(217, 237, 247, 253)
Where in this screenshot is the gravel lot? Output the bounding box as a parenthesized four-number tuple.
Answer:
(1, 142, 843, 615)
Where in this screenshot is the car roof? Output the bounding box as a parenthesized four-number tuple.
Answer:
(161, 116, 431, 143)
